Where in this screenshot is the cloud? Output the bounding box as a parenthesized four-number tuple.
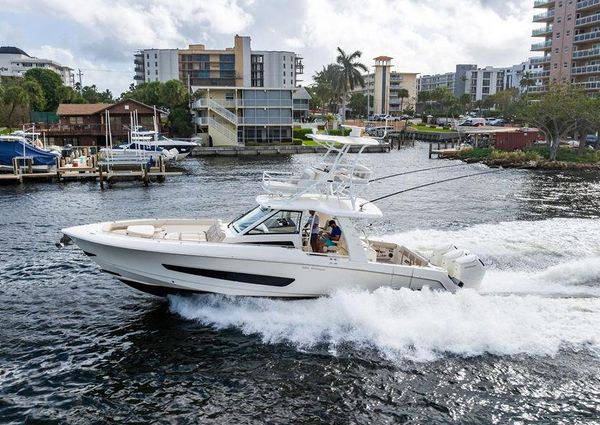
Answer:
(0, 0, 535, 94)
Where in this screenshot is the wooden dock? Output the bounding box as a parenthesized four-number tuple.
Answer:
(0, 154, 181, 187)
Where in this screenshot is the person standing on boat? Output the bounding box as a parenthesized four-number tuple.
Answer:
(304, 210, 320, 252)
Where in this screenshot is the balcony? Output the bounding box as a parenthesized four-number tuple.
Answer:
(534, 0, 555, 7)
(531, 40, 553, 51)
(532, 25, 553, 36)
(575, 12, 600, 27)
(577, 0, 600, 11)
(133, 74, 145, 81)
(572, 47, 600, 59)
(238, 117, 293, 125)
(530, 69, 551, 78)
(571, 64, 600, 75)
(530, 56, 551, 64)
(574, 30, 600, 43)
(195, 117, 208, 126)
(575, 80, 600, 89)
(533, 9, 555, 22)
(527, 85, 548, 93)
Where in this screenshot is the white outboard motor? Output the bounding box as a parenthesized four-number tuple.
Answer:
(430, 243, 456, 266)
(452, 254, 486, 290)
(440, 249, 469, 276)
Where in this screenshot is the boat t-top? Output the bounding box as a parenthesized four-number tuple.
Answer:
(63, 132, 486, 298)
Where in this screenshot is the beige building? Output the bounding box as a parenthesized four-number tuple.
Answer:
(531, 0, 600, 93)
(352, 56, 418, 116)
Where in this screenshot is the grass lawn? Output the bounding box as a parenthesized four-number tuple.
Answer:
(302, 139, 319, 146)
(411, 124, 456, 133)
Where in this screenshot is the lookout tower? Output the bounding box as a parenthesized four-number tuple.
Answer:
(373, 56, 393, 115)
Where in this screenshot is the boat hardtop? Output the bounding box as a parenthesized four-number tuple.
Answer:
(63, 133, 487, 298)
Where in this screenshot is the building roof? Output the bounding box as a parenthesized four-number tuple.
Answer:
(57, 99, 168, 116)
(0, 46, 29, 56)
(374, 55, 393, 61)
(57, 103, 113, 116)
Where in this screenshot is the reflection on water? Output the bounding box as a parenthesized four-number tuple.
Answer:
(0, 144, 599, 423)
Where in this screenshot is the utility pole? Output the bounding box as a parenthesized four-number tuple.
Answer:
(77, 69, 83, 92)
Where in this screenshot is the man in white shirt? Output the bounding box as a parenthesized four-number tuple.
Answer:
(304, 210, 320, 252)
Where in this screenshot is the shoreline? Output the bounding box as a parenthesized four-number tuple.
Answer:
(460, 155, 600, 171)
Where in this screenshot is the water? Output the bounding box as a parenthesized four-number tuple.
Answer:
(1, 144, 599, 423)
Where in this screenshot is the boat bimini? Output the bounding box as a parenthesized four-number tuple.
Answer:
(63, 133, 486, 298)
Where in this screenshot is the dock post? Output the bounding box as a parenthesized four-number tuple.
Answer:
(99, 164, 104, 190)
(158, 156, 165, 183)
(428, 142, 433, 159)
(143, 164, 149, 187)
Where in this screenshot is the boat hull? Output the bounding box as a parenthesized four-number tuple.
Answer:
(64, 224, 457, 298)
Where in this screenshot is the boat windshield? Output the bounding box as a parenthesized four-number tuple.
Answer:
(231, 206, 272, 233)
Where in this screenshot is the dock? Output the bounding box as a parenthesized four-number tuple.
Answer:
(191, 144, 390, 156)
(0, 154, 181, 187)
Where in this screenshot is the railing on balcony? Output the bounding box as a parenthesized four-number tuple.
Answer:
(236, 99, 293, 108)
(533, 9, 555, 21)
(530, 56, 551, 64)
(574, 30, 600, 43)
(195, 117, 208, 126)
(238, 117, 294, 125)
(527, 85, 548, 93)
(572, 64, 600, 74)
(531, 70, 551, 78)
(577, 0, 600, 10)
(32, 123, 129, 135)
(531, 40, 553, 50)
(575, 80, 600, 89)
(572, 47, 600, 59)
(532, 26, 553, 36)
(576, 12, 600, 27)
(534, 0, 555, 7)
(192, 98, 208, 109)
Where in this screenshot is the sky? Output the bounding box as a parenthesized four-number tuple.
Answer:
(0, 0, 535, 96)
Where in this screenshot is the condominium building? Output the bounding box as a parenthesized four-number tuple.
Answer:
(182, 36, 306, 146)
(134, 49, 179, 84)
(351, 56, 418, 116)
(0, 46, 74, 86)
(531, 0, 600, 93)
(417, 64, 477, 96)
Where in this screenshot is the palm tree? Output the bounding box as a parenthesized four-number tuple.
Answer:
(335, 47, 368, 122)
(397, 88, 409, 113)
(312, 64, 342, 114)
(520, 71, 536, 95)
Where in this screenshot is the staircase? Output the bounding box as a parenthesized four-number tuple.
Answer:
(208, 99, 238, 124)
(208, 117, 239, 146)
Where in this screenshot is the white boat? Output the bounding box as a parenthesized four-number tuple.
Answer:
(100, 142, 177, 162)
(129, 127, 197, 161)
(63, 134, 486, 298)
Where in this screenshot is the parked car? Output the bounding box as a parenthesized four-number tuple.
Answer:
(488, 118, 507, 127)
(585, 134, 599, 148)
(458, 117, 486, 127)
(366, 126, 394, 137)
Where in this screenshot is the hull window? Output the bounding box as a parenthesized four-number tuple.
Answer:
(162, 264, 295, 287)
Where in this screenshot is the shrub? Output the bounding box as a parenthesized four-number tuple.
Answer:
(327, 128, 351, 136)
(293, 128, 314, 140)
(292, 138, 303, 145)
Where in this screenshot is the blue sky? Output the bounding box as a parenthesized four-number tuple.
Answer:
(0, 0, 535, 95)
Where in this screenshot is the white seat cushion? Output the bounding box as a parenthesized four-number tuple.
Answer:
(126, 225, 156, 238)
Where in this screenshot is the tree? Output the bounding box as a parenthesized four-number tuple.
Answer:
(487, 88, 519, 119)
(24, 68, 63, 111)
(159, 80, 189, 110)
(335, 47, 368, 121)
(519, 72, 536, 95)
(516, 83, 590, 160)
(80, 85, 114, 103)
(57, 86, 84, 104)
(347, 92, 367, 118)
(21, 79, 46, 112)
(397, 88, 409, 113)
(167, 106, 193, 137)
(458, 93, 472, 112)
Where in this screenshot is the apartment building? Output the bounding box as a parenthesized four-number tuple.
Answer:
(350, 56, 418, 116)
(134, 49, 179, 84)
(531, 0, 600, 93)
(182, 36, 305, 146)
(0, 46, 74, 86)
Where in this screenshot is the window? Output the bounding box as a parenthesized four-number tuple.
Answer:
(564, 62, 568, 68)
(146, 53, 149, 59)
(248, 210, 302, 235)
(68, 116, 84, 124)
(155, 70, 158, 75)
(556, 32, 561, 39)
(154, 53, 157, 58)
(231, 206, 272, 233)
(155, 61, 158, 66)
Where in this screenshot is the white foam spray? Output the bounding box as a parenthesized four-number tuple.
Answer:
(169, 218, 600, 361)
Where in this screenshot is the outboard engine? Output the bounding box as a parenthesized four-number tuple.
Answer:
(451, 255, 486, 290)
(430, 243, 456, 266)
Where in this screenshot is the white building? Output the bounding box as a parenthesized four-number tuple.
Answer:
(134, 49, 179, 84)
(0, 46, 74, 86)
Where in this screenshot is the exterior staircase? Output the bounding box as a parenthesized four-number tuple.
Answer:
(208, 99, 238, 124)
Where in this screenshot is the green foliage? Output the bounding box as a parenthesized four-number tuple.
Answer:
(327, 128, 351, 136)
(293, 127, 314, 140)
(528, 145, 600, 163)
(24, 68, 63, 111)
(348, 92, 367, 118)
(458, 148, 494, 159)
(292, 138, 303, 145)
(167, 106, 193, 137)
